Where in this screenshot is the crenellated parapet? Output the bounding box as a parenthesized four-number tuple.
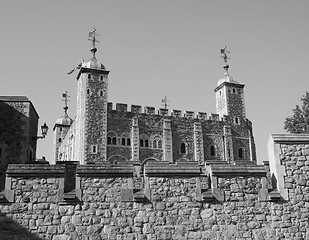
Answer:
(107, 102, 252, 124)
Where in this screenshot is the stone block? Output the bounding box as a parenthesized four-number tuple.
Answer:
(121, 189, 133, 202)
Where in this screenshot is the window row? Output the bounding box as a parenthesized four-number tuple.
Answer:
(208, 146, 244, 159)
(88, 74, 104, 81)
(107, 136, 131, 146)
(86, 89, 104, 96)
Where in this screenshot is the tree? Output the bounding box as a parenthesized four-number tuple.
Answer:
(284, 92, 309, 133)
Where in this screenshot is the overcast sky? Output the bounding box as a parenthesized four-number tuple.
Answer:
(1, 1, 309, 163)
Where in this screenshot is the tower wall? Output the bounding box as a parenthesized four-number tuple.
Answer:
(75, 69, 109, 164)
(215, 82, 246, 119)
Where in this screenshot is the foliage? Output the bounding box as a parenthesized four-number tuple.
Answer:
(284, 92, 309, 133)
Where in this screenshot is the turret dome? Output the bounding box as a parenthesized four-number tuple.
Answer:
(82, 56, 106, 70)
(217, 73, 238, 86)
(55, 114, 73, 126)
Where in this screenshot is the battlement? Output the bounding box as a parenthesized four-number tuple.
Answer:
(107, 102, 239, 122)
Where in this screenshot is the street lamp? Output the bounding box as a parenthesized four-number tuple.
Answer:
(34, 122, 49, 140)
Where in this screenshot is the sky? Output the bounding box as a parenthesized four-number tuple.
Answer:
(1, 1, 309, 164)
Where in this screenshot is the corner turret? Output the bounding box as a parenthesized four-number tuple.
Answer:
(75, 28, 110, 164)
(52, 91, 73, 164)
(215, 47, 246, 122)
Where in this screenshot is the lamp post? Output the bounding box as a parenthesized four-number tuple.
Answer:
(34, 122, 49, 139)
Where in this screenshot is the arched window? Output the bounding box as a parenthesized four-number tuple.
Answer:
(100, 90, 103, 96)
(107, 137, 112, 145)
(158, 140, 162, 148)
(235, 117, 239, 125)
(92, 145, 97, 154)
(121, 138, 126, 146)
(100, 75, 103, 81)
(88, 74, 91, 79)
(87, 89, 90, 95)
(239, 148, 244, 159)
(140, 134, 149, 148)
(180, 143, 186, 154)
(127, 138, 131, 146)
(58, 138, 62, 143)
(210, 146, 215, 156)
(153, 140, 157, 149)
(112, 137, 117, 145)
(232, 88, 236, 94)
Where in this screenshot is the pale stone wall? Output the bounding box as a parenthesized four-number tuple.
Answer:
(2, 134, 308, 239)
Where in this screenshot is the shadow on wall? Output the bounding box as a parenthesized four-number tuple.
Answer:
(0, 212, 43, 240)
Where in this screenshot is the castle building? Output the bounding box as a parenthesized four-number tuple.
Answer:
(53, 30, 256, 165)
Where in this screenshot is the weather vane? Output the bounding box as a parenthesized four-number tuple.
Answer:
(88, 28, 100, 56)
(220, 46, 230, 73)
(162, 96, 169, 109)
(62, 91, 70, 115)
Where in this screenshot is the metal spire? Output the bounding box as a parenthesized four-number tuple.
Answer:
(220, 46, 230, 74)
(88, 28, 100, 57)
(162, 96, 169, 109)
(62, 91, 70, 115)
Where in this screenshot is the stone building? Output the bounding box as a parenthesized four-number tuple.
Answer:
(53, 31, 256, 165)
(0, 96, 39, 165)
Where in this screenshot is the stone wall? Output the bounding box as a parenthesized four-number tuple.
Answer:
(0, 97, 39, 164)
(1, 134, 309, 239)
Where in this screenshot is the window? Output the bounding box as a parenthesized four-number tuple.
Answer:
(232, 88, 236, 94)
(121, 138, 126, 146)
(112, 137, 117, 145)
(228, 149, 231, 158)
(158, 140, 162, 149)
(235, 117, 239, 125)
(140, 134, 150, 148)
(100, 75, 103, 80)
(210, 146, 215, 156)
(60, 127, 63, 132)
(58, 138, 62, 143)
(153, 140, 157, 149)
(107, 137, 112, 145)
(100, 90, 103, 96)
(239, 148, 243, 159)
(87, 89, 90, 95)
(180, 143, 186, 154)
(88, 74, 91, 79)
(127, 138, 131, 146)
(92, 145, 97, 154)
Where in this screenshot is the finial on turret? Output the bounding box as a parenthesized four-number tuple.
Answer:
(162, 96, 170, 109)
(88, 28, 100, 56)
(220, 46, 230, 74)
(62, 91, 70, 115)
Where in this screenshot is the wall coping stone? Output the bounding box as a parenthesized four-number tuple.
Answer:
(77, 163, 133, 177)
(206, 164, 267, 177)
(6, 164, 66, 177)
(270, 133, 309, 143)
(144, 161, 202, 176)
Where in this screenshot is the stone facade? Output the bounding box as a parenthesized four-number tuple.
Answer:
(0, 134, 309, 239)
(53, 42, 256, 165)
(0, 96, 39, 165)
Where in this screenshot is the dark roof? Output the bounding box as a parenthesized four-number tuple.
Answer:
(0, 96, 30, 102)
(0, 96, 39, 119)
